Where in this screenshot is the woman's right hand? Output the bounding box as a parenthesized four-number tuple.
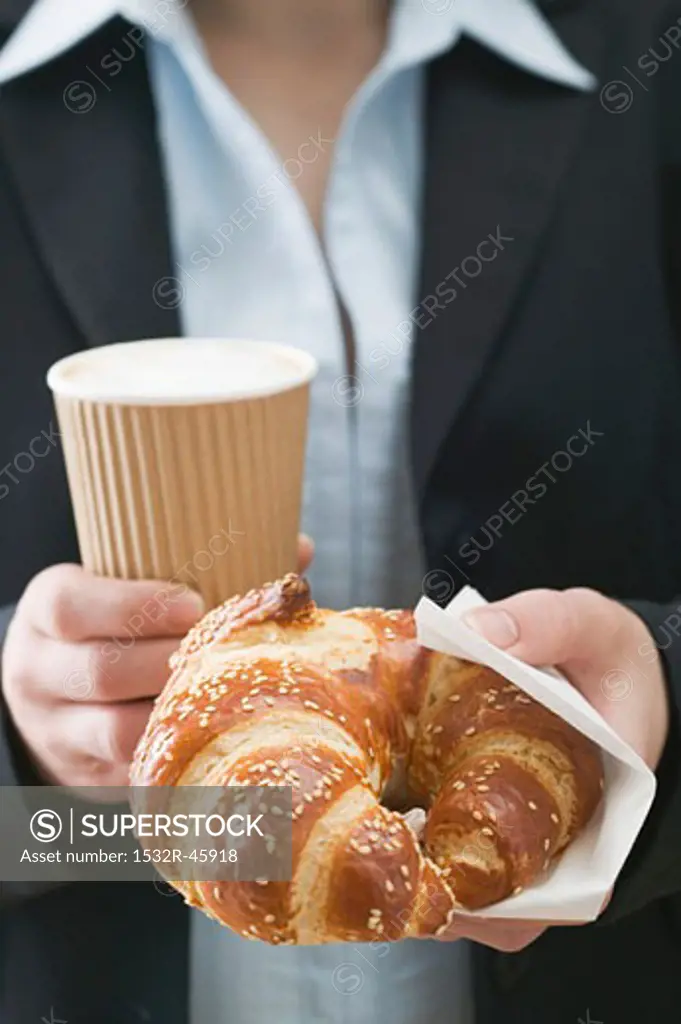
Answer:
(1, 535, 314, 789)
(2, 564, 206, 788)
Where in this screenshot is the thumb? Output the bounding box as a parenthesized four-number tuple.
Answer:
(461, 587, 623, 671)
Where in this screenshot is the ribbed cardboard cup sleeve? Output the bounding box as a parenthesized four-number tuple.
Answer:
(52, 384, 311, 606)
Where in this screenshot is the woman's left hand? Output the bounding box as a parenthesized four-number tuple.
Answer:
(432, 587, 669, 949)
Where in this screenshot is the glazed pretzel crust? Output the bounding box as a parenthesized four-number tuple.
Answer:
(130, 575, 603, 945)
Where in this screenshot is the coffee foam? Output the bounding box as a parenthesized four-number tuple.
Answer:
(47, 338, 317, 405)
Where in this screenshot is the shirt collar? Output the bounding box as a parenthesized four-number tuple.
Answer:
(0, 0, 596, 91)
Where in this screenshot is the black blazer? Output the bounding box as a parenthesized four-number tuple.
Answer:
(3, 0, 681, 1021)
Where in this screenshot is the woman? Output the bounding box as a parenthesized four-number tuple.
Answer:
(1, 1, 680, 1022)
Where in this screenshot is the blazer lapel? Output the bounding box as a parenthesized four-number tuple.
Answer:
(411, 8, 604, 497)
(0, 16, 179, 350)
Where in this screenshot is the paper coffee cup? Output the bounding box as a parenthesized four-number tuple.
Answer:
(47, 338, 317, 606)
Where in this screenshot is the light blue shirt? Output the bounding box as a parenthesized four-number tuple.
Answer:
(0, 1, 595, 1021)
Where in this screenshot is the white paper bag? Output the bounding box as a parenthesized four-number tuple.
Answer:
(414, 586, 656, 921)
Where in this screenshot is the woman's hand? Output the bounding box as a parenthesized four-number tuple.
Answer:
(433, 587, 669, 949)
(2, 534, 314, 791)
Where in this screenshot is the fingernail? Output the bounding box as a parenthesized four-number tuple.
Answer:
(463, 608, 520, 649)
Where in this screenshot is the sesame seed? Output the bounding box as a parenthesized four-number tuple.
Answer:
(400, 865, 410, 878)
(212, 886, 221, 900)
(477, 785, 490, 792)
(544, 838, 551, 850)
(464, 727, 476, 736)
(481, 827, 494, 837)
(550, 813, 559, 824)
(385, 880, 395, 893)
(448, 694, 461, 702)
(264, 914, 276, 924)
(512, 886, 523, 896)
(528, 801, 538, 811)
(433, 726, 444, 735)
(453, 781, 465, 791)
(472, 811, 484, 822)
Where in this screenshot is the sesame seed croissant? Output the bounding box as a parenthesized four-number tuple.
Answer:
(130, 574, 603, 944)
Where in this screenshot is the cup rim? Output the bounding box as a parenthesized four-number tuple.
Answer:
(46, 337, 319, 406)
